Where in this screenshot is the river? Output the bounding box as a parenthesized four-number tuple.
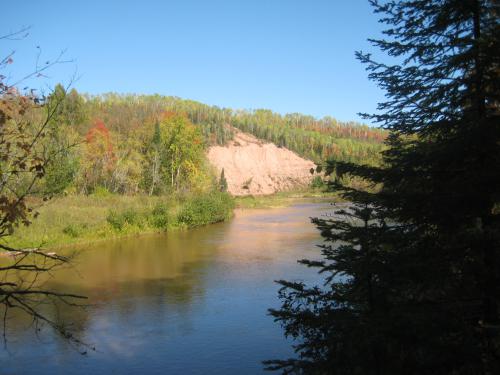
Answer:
(1, 201, 334, 374)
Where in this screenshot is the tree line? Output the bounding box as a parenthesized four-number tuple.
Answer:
(34, 86, 387, 196)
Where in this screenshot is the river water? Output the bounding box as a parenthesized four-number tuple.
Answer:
(1, 201, 334, 374)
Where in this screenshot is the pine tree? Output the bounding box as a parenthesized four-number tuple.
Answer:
(219, 168, 228, 192)
(265, 202, 397, 374)
(267, 1, 500, 373)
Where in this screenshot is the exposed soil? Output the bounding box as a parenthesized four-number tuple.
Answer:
(207, 130, 316, 196)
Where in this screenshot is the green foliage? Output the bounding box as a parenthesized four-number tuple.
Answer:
(122, 209, 141, 227)
(48, 84, 88, 127)
(92, 186, 112, 198)
(230, 109, 385, 165)
(158, 114, 205, 191)
(139, 114, 208, 195)
(82, 93, 235, 146)
(148, 202, 170, 229)
(310, 175, 324, 189)
(62, 223, 88, 238)
(218, 168, 228, 192)
(106, 208, 142, 231)
(106, 210, 126, 231)
(36, 89, 81, 195)
(31, 87, 387, 198)
(177, 192, 234, 228)
(0, 78, 88, 344)
(44, 154, 78, 194)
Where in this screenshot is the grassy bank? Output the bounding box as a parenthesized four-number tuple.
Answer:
(6, 191, 234, 249)
(6, 189, 336, 250)
(234, 189, 340, 209)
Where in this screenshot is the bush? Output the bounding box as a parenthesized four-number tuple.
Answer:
(44, 156, 78, 195)
(92, 186, 112, 197)
(122, 209, 140, 226)
(177, 192, 234, 228)
(310, 175, 325, 189)
(149, 203, 170, 229)
(106, 208, 142, 231)
(62, 223, 87, 238)
(107, 210, 126, 231)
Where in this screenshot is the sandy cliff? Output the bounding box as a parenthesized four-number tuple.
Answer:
(207, 130, 316, 196)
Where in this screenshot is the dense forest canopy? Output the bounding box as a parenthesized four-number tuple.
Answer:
(81, 92, 386, 163)
(36, 86, 387, 196)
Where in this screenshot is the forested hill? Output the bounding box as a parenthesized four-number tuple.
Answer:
(60, 88, 386, 166)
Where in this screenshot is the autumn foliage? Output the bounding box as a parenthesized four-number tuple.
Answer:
(81, 120, 116, 192)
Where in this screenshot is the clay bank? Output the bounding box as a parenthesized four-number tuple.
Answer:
(207, 130, 316, 196)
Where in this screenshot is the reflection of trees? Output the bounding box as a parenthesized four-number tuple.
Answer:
(2, 203, 330, 373)
(2, 226, 221, 349)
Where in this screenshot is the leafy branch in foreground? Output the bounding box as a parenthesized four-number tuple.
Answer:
(0, 30, 88, 350)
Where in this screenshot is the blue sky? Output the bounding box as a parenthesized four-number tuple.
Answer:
(4, 0, 386, 123)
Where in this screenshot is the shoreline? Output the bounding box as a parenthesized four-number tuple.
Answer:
(3, 191, 337, 251)
(234, 190, 339, 209)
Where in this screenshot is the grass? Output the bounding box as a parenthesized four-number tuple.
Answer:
(6, 191, 234, 249)
(234, 189, 340, 209)
(5, 188, 337, 250)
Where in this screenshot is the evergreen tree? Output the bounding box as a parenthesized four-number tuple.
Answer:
(267, 1, 500, 373)
(219, 168, 228, 192)
(265, 202, 396, 374)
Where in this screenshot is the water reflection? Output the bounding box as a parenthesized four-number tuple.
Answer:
(1, 201, 332, 375)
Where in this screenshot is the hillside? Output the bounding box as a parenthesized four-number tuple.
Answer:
(23, 88, 385, 198)
(72, 92, 386, 166)
(208, 130, 315, 196)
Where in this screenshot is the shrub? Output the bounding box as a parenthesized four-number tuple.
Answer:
(44, 156, 78, 195)
(106, 208, 141, 231)
(92, 186, 112, 197)
(310, 175, 325, 189)
(149, 203, 170, 229)
(107, 210, 126, 231)
(122, 209, 140, 226)
(62, 223, 87, 238)
(177, 192, 234, 228)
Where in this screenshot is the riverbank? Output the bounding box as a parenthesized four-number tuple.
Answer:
(234, 190, 340, 209)
(2, 200, 332, 375)
(5, 189, 337, 250)
(6, 191, 234, 249)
